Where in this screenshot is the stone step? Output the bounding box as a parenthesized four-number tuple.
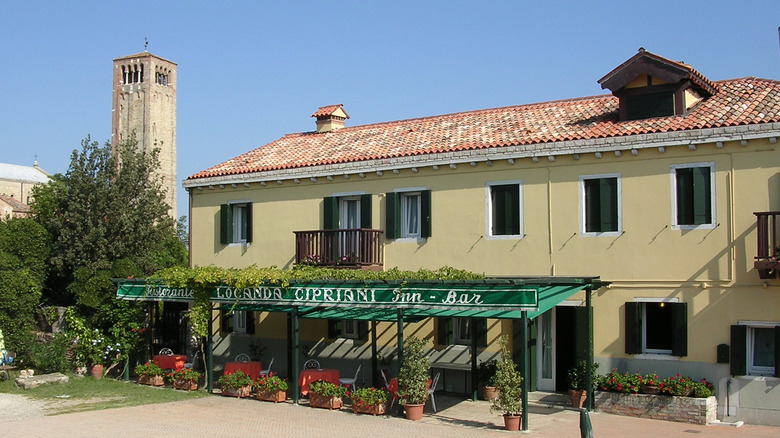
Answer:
(527, 391, 570, 408)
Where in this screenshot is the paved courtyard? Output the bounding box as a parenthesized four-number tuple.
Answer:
(2, 393, 779, 438)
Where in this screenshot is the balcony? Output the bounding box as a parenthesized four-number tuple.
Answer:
(294, 228, 383, 270)
(754, 211, 780, 279)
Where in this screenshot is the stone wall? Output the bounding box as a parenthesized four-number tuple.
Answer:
(593, 391, 717, 425)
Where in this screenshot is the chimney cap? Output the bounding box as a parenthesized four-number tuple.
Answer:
(311, 104, 350, 119)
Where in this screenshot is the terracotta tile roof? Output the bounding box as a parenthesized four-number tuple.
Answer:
(598, 49, 719, 95)
(311, 104, 350, 119)
(0, 195, 30, 213)
(188, 77, 780, 181)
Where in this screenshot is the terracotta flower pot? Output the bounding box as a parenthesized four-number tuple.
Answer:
(481, 386, 499, 401)
(173, 378, 199, 391)
(503, 414, 521, 431)
(403, 403, 425, 420)
(221, 385, 252, 398)
(351, 402, 387, 416)
(569, 389, 587, 408)
(256, 389, 287, 403)
(309, 392, 343, 410)
(90, 364, 104, 380)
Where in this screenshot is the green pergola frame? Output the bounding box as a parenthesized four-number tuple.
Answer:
(116, 276, 608, 431)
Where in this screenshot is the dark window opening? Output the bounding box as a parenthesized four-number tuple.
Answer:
(625, 92, 674, 120)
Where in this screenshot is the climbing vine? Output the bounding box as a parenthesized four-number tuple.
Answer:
(152, 264, 484, 338)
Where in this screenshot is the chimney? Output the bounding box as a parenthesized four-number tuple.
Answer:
(311, 104, 350, 133)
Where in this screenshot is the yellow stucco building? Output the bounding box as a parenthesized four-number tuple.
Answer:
(183, 50, 780, 424)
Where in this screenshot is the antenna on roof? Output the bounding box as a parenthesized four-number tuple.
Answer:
(34, 154, 38, 167)
(144, 37, 148, 52)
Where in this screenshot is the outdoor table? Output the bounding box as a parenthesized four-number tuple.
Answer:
(224, 361, 262, 381)
(298, 368, 340, 395)
(153, 354, 186, 372)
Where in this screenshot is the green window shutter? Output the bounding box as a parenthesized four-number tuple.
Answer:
(584, 179, 600, 232)
(437, 317, 453, 345)
(676, 168, 694, 225)
(360, 194, 372, 229)
(327, 320, 341, 339)
(775, 326, 780, 378)
(477, 318, 488, 348)
(692, 166, 711, 225)
(625, 302, 641, 354)
(358, 321, 369, 341)
(601, 178, 618, 232)
(574, 306, 590, 362)
(245, 203, 253, 243)
(385, 192, 400, 239)
(421, 190, 432, 238)
(323, 197, 338, 230)
(730, 325, 747, 376)
(246, 311, 255, 335)
(670, 302, 687, 357)
(220, 204, 232, 244)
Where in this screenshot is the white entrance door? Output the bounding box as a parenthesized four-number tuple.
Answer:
(537, 310, 556, 391)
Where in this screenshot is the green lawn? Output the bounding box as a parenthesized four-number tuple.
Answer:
(0, 373, 208, 415)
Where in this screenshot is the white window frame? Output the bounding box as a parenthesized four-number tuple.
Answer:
(634, 297, 679, 357)
(233, 311, 248, 334)
(342, 320, 359, 339)
(227, 200, 251, 246)
(579, 173, 622, 237)
(393, 187, 426, 241)
(740, 321, 779, 377)
(454, 318, 472, 345)
(485, 180, 523, 240)
(670, 162, 716, 230)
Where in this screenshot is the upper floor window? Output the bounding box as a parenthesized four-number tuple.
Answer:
(625, 300, 687, 357)
(625, 92, 674, 120)
(671, 163, 715, 229)
(220, 201, 252, 245)
(486, 181, 522, 238)
(580, 174, 620, 236)
(386, 189, 431, 239)
(323, 194, 371, 230)
(731, 323, 779, 377)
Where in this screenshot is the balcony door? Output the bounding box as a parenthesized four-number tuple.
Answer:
(339, 197, 361, 261)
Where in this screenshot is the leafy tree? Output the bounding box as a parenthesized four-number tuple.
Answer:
(0, 218, 50, 352)
(31, 135, 186, 306)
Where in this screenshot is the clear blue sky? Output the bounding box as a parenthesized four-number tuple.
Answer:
(1, 1, 778, 216)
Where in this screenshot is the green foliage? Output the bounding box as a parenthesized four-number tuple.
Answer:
(134, 362, 165, 377)
(596, 370, 714, 398)
(255, 373, 288, 391)
(28, 333, 71, 374)
(348, 386, 389, 406)
(490, 335, 523, 415)
(0, 218, 49, 353)
(308, 380, 347, 397)
(478, 359, 498, 387)
(217, 369, 254, 388)
(397, 336, 430, 405)
(567, 360, 599, 391)
(30, 135, 184, 305)
(168, 368, 202, 383)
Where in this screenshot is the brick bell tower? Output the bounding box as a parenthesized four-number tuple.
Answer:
(111, 50, 178, 218)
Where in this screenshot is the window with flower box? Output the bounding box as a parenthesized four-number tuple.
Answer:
(625, 300, 687, 356)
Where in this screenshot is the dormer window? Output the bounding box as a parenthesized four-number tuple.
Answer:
(598, 48, 717, 121)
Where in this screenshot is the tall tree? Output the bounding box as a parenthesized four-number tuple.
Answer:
(31, 136, 186, 309)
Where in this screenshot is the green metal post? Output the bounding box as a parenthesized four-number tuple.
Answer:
(470, 318, 478, 401)
(521, 311, 529, 431)
(586, 286, 593, 412)
(396, 308, 404, 416)
(292, 306, 300, 404)
(207, 305, 214, 394)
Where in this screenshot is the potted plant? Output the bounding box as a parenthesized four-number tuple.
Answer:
(255, 372, 288, 403)
(168, 368, 202, 391)
(134, 362, 165, 386)
(348, 386, 389, 415)
(478, 359, 498, 400)
(308, 379, 347, 410)
(489, 335, 523, 431)
(397, 336, 430, 420)
(217, 369, 253, 398)
(566, 360, 599, 408)
(639, 372, 660, 394)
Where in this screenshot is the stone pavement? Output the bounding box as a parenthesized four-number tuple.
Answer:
(2, 393, 778, 438)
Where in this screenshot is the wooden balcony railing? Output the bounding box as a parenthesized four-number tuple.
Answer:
(754, 211, 780, 279)
(294, 228, 383, 269)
